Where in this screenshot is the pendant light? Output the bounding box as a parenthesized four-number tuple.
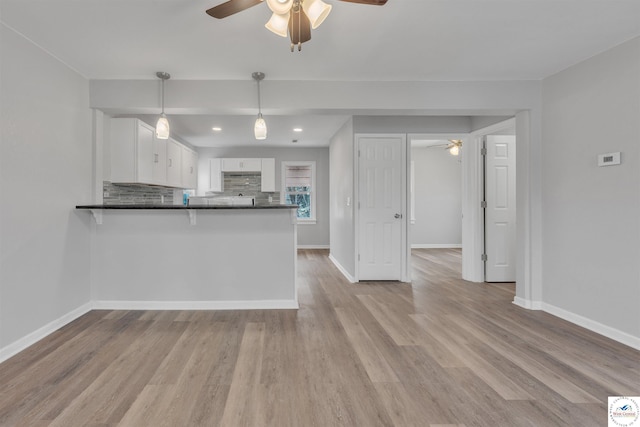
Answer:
(252, 72, 267, 140)
(155, 71, 170, 140)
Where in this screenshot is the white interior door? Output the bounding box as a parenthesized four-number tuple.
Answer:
(358, 136, 404, 281)
(485, 135, 516, 282)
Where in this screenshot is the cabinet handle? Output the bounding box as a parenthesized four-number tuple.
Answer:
(168, 159, 172, 167)
(154, 154, 159, 163)
(190, 166, 193, 174)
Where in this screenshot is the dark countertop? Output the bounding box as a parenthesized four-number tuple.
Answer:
(76, 204, 297, 210)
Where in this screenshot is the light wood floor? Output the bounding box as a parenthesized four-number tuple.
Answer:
(1, 249, 638, 426)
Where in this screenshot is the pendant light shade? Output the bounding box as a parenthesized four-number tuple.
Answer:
(155, 71, 170, 140)
(252, 72, 267, 140)
(302, 0, 332, 29)
(156, 114, 170, 139)
(254, 115, 267, 140)
(266, 12, 290, 37)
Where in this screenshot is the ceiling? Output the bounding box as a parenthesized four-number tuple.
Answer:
(2, 0, 639, 147)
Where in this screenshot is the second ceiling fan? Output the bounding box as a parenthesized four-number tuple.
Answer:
(206, 0, 388, 51)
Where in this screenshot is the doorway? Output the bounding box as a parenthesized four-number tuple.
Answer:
(355, 134, 407, 281)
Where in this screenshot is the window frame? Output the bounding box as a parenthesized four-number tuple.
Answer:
(281, 160, 316, 224)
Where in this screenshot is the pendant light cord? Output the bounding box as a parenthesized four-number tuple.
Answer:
(257, 78, 262, 117)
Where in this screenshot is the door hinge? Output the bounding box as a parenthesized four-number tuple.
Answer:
(358, 150, 361, 157)
(481, 253, 488, 262)
(481, 147, 487, 156)
(481, 200, 487, 209)
(358, 254, 360, 261)
(358, 201, 360, 209)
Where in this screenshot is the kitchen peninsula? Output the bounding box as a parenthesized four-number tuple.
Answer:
(77, 204, 299, 310)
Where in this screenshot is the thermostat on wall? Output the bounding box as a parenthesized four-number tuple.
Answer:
(598, 152, 621, 167)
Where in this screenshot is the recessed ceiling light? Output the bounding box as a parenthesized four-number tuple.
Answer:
(212, 127, 222, 131)
(293, 128, 303, 132)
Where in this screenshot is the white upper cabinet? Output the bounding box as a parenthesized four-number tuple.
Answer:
(222, 158, 262, 172)
(261, 158, 276, 192)
(166, 138, 183, 187)
(208, 158, 223, 192)
(110, 118, 158, 185)
(181, 146, 198, 189)
(152, 137, 167, 185)
(110, 118, 196, 188)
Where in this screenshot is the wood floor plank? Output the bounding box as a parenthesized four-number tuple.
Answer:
(219, 322, 266, 426)
(335, 307, 400, 383)
(0, 248, 636, 426)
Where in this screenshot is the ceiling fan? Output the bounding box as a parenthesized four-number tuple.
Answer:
(428, 139, 463, 156)
(206, 0, 388, 52)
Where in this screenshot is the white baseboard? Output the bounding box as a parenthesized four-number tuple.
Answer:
(513, 297, 640, 351)
(92, 300, 299, 311)
(0, 298, 299, 364)
(411, 244, 462, 249)
(0, 302, 93, 364)
(541, 302, 640, 351)
(328, 253, 357, 283)
(512, 297, 543, 310)
(297, 245, 330, 250)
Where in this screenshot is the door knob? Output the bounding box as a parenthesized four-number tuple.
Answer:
(394, 213, 402, 219)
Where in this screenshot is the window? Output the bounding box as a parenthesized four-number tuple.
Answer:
(281, 161, 316, 223)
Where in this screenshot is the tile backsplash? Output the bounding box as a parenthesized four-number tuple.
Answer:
(103, 181, 175, 205)
(207, 172, 279, 204)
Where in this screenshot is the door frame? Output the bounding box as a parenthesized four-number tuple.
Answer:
(354, 133, 409, 282)
(462, 117, 517, 283)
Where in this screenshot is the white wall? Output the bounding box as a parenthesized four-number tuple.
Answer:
(329, 119, 356, 279)
(411, 147, 462, 247)
(541, 37, 640, 343)
(0, 25, 93, 353)
(196, 146, 329, 248)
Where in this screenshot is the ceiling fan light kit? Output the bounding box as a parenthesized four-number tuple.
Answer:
(252, 71, 267, 140)
(265, 12, 290, 37)
(155, 71, 171, 139)
(206, 0, 387, 51)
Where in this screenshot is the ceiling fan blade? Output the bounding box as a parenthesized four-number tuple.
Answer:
(206, 0, 263, 19)
(338, 0, 388, 5)
(288, 7, 311, 45)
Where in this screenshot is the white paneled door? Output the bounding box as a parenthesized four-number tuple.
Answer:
(358, 136, 404, 281)
(485, 135, 516, 282)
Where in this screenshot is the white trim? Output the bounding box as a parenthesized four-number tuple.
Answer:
(297, 245, 330, 249)
(328, 253, 357, 283)
(92, 300, 299, 311)
(512, 296, 542, 310)
(411, 244, 462, 249)
(0, 302, 93, 364)
(541, 302, 640, 351)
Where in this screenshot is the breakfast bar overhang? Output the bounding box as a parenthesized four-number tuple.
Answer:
(77, 205, 299, 310)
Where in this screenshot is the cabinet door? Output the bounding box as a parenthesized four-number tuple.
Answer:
(241, 158, 262, 172)
(261, 158, 276, 192)
(166, 139, 182, 187)
(181, 147, 198, 189)
(209, 158, 223, 192)
(221, 158, 242, 172)
(152, 136, 167, 185)
(136, 121, 155, 184)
